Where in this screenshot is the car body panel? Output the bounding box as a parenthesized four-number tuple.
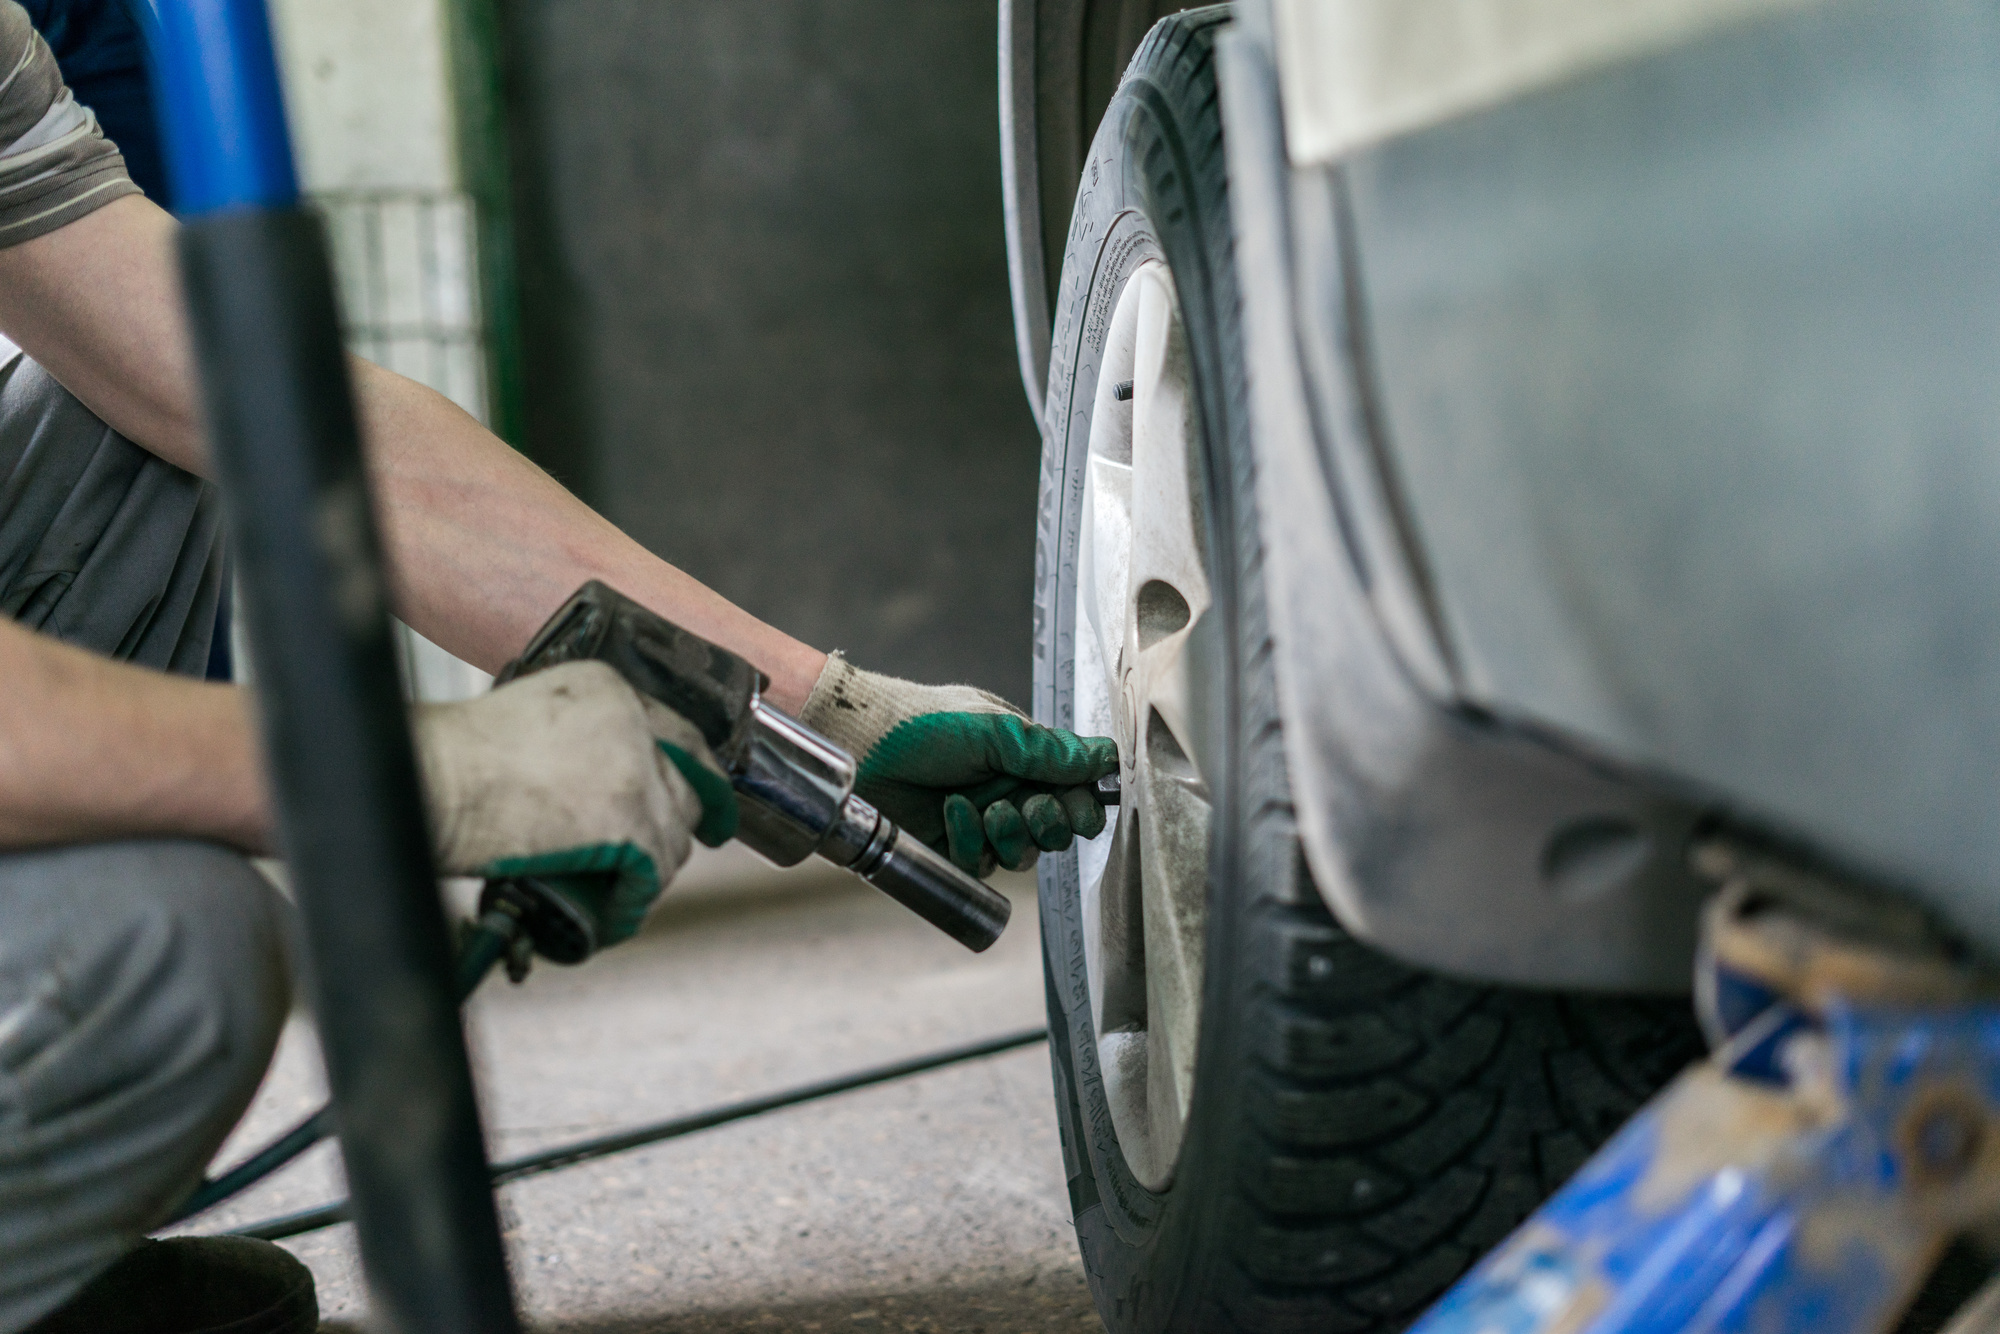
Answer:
(1346, 0, 2000, 948)
(1220, 10, 1711, 992)
(1015, 0, 2000, 987)
(1268, 0, 1820, 167)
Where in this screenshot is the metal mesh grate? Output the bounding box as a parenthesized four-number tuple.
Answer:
(317, 188, 489, 425)
(314, 187, 495, 700)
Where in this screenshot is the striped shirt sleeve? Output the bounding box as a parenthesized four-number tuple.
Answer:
(0, 1, 140, 249)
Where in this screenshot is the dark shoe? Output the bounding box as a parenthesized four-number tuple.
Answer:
(26, 1236, 317, 1334)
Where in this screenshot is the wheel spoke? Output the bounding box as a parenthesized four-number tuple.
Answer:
(1126, 264, 1213, 786)
(1127, 265, 1210, 638)
(1089, 796, 1148, 1037)
(1137, 715, 1207, 1129)
(1080, 452, 1132, 745)
(1133, 621, 1207, 790)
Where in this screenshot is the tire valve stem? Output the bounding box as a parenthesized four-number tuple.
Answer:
(1113, 379, 1134, 401)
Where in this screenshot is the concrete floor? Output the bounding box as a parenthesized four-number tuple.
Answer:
(169, 853, 1104, 1332)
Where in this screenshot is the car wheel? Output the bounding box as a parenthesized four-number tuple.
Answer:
(1030, 9, 1706, 1330)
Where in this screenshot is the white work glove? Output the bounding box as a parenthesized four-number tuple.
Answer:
(413, 659, 737, 946)
(799, 654, 1118, 876)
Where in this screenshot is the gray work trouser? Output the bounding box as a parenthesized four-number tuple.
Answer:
(0, 357, 291, 1331)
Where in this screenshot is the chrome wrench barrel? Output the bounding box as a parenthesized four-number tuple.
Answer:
(732, 700, 1013, 951)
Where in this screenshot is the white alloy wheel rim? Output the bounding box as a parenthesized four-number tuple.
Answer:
(1073, 260, 1213, 1192)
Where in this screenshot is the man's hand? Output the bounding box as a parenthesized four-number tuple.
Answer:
(414, 660, 737, 946)
(799, 655, 1119, 877)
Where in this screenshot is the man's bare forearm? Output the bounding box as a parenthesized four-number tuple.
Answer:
(352, 361, 827, 706)
(0, 619, 271, 850)
(0, 196, 829, 712)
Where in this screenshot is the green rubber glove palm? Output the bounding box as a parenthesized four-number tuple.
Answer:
(799, 655, 1119, 876)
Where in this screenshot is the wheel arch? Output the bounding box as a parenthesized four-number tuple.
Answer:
(1220, 0, 1719, 993)
(1002, 0, 1194, 422)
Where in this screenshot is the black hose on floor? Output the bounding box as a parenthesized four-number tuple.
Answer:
(168, 912, 524, 1226)
(169, 1108, 334, 1225)
(223, 1026, 1051, 1243)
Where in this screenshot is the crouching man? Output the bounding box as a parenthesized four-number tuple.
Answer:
(0, 5, 1114, 1328)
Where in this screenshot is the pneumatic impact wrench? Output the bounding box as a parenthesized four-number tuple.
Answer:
(169, 582, 1014, 1222)
(481, 580, 1014, 963)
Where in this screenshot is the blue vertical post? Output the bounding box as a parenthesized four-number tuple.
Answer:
(145, 4, 520, 1330)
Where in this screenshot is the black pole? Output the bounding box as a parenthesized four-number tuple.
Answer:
(148, 3, 517, 1325)
(179, 210, 520, 1334)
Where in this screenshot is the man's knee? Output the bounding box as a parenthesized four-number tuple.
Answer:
(0, 840, 291, 1328)
(0, 841, 290, 1146)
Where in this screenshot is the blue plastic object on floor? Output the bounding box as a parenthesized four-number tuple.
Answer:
(1409, 862, 2000, 1334)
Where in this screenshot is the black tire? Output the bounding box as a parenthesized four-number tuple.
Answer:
(1030, 11, 1706, 1332)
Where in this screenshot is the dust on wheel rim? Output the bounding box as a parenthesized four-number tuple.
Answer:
(1071, 259, 1214, 1192)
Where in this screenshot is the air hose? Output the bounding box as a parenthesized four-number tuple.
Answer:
(169, 879, 1047, 1232)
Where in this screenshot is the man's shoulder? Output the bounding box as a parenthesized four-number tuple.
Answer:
(0, 1, 60, 155)
(0, 2, 39, 81)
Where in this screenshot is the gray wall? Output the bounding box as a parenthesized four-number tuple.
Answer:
(498, 0, 1038, 701)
